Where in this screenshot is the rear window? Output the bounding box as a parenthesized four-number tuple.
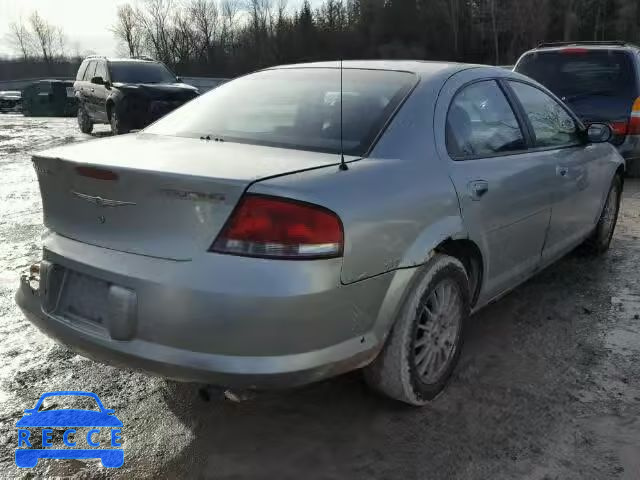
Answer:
(145, 68, 417, 156)
(109, 61, 176, 84)
(515, 50, 637, 101)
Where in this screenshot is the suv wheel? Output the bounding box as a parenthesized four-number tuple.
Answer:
(583, 174, 622, 255)
(110, 109, 129, 135)
(364, 254, 469, 405)
(77, 105, 93, 134)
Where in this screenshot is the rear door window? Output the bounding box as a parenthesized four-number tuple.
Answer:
(94, 61, 107, 81)
(76, 61, 89, 81)
(446, 80, 526, 158)
(508, 81, 580, 148)
(83, 61, 97, 81)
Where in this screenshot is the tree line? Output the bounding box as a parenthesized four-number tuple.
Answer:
(4, 0, 640, 80)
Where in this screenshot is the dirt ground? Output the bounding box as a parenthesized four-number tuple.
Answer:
(1, 114, 640, 479)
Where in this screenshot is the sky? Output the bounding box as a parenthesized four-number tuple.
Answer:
(0, 0, 130, 57)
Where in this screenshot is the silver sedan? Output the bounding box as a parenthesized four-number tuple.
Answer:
(17, 61, 624, 405)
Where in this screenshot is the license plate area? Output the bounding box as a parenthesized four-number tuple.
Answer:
(57, 270, 111, 326)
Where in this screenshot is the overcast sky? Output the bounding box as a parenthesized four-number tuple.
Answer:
(0, 0, 133, 57)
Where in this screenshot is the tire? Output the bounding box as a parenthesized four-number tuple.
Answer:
(77, 105, 93, 134)
(110, 109, 129, 135)
(364, 254, 470, 406)
(583, 174, 622, 255)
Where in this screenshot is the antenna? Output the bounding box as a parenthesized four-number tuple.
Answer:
(338, 58, 348, 171)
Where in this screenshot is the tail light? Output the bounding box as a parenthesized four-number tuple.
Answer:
(211, 194, 344, 259)
(628, 98, 640, 135)
(75, 166, 119, 181)
(561, 47, 589, 54)
(610, 121, 628, 136)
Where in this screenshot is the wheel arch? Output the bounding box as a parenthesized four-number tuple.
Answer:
(434, 238, 484, 307)
(106, 98, 115, 121)
(370, 234, 484, 350)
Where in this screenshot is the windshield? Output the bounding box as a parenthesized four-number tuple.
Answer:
(515, 50, 637, 101)
(145, 68, 417, 156)
(109, 61, 177, 84)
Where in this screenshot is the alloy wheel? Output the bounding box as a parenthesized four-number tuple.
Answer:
(412, 278, 463, 385)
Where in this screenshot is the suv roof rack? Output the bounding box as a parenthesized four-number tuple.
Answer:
(131, 56, 156, 61)
(536, 40, 632, 48)
(85, 54, 107, 59)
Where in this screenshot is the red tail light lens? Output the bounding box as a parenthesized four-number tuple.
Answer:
(211, 194, 344, 259)
(75, 166, 119, 181)
(629, 98, 640, 135)
(560, 47, 589, 54)
(610, 121, 628, 136)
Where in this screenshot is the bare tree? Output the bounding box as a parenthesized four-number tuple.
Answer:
(441, 0, 461, 58)
(7, 20, 33, 59)
(112, 4, 143, 57)
(189, 0, 221, 63)
(29, 11, 66, 63)
(488, 0, 499, 65)
(137, 0, 175, 64)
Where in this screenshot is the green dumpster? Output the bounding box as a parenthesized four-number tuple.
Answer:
(21, 80, 78, 117)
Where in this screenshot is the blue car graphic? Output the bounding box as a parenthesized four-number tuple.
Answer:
(15, 391, 123, 468)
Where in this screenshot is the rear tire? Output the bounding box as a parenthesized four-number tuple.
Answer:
(77, 105, 93, 134)
(364, 254, 470, 406)
(110, 109, 129, 135)
(583, 175, 622, 255)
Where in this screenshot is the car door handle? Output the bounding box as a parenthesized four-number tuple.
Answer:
(557, 166, 569, 177)
(468, 180, 489, 200)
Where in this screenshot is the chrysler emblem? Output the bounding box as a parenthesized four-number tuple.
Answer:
(72, 191, 136, 208)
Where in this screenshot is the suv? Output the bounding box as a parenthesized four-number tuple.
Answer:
(514, 41, 640, 176)
(74, 56, 199, 135)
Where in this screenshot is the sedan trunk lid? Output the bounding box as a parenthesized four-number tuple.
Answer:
(34, 133, 342, 260)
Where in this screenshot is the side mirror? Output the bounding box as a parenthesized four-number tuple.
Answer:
(587, 123, 612, 143)
(175, 76, 182, 83)
(90, 76, 104, 86)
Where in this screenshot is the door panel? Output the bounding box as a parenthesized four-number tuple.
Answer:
(81, 60, 97, 119)
(448, 155, 554, 300)
(506, 80, 605, 261)
(435, 72, 556, 303)
(543, 144, 611, 262)
(93, 61, 109, 123)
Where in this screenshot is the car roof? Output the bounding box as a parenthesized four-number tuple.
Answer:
(267, 60, 489, 80)
(107, 58, 158, 63)
(83, 56, 159, 64)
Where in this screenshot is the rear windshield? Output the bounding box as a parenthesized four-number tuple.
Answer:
(109, 61, 176, 84)
(145, 68, 417, 156)
(515, 50, 637, 101)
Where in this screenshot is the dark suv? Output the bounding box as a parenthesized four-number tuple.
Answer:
(74, 56, 199, 135)
(514, 41, 640, 176)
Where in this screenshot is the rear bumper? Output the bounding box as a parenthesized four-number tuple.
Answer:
(16, 233, 388, 388)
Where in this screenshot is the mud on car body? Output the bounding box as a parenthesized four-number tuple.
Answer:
(74, 56, 199, 135)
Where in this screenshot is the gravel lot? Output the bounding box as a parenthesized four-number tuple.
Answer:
(1, 115, 640, 479)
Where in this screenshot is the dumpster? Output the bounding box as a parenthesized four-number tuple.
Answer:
(21, 80, 78, 117)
